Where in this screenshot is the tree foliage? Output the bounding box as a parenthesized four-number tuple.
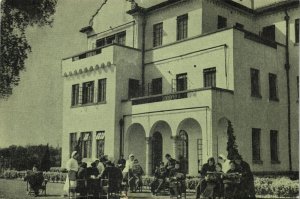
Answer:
(0, 0, 57, 98)
(226, 120, 241, 160)
(0, 144, 61, 171)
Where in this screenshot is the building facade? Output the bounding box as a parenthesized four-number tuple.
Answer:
(61, 0, 299, 176)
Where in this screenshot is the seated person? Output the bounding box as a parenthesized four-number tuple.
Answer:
(87, 161, 101, 197)
(76, 162, 88, 197)
(224, 161, 241, 199)
(195, 157, 216, 199)
(150, 162, 167, 195)
(128, 159, 144, 192)
(101, 160, 123, 193)
(169, 162, 185, 198)
(24, 165, 45, 197)
(213, 163, 224, 199)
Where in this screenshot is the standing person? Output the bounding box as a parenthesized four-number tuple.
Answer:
(117, 155, 126, 171)
(122, 154, 135, 179)
(76, 162, 88, 197)
(102, 160, 123, 194)
(234, 155, 255, 199)
(63, 151, 79, 197)
(128, 159, 144, 192)
(195, 157, 216, 199)
(218, 154, 230, 173)
(96, 157, 105, 177)
(165, 154, 176, 175)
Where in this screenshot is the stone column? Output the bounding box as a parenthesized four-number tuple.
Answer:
(145, 137, 152, 176)
(171, 136, 179, 160)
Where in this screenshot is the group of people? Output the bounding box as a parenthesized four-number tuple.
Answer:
(151, 154, 186, 198)
(196, 154, 255, 199)
(63, 151, 145, 198)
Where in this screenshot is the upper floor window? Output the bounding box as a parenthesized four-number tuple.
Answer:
(128, 79, 140, 99)
(96, 38, 105, 48)
(151, 78, 162, 95)
(262, 25, 275, 41)
(116, 31, 126, 45)
(250, 68, 261, 97)
(217, 16, 227, 29)
(69, 133, 77, 158)
(295, 19, 299, 43)
(96, 131, 105, 157)
(98, 78, 106, 102)
(176, 73, 187, 98)
(71, 84, 79, 106)
(252, 128, 261, 163)
(153, 23, 163, 47)
(81, 132, 92, 158)
(235, 23, 244, 29)
(203, 67, 216, 88)
(177, 14, 188, 41)
(270, 130, 279, 163)
(269, 73, 278, 101)
(82, 81, 94, 104)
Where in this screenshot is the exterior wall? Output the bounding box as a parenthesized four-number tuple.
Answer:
(144, 0, 203, 50)
(202, 0, 254, 34)
(144, 28, 234, 92)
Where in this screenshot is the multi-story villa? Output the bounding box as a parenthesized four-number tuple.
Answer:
(61, 0, 299, 176)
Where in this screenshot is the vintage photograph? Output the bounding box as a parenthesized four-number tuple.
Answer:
(0, 0, 299, 198)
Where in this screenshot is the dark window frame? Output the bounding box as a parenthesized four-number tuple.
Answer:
(128, 79, 140, 99)
(81, 132, 92, 158)
(82, 81, 94, 104)
(177, 14, 188, 41)
(235, 22, 244, 29)
(69, 133, 77, 158)
(218, 15, 227, 29)
(116, 31, 126, 45)
(252, 128, 262, 163)
(153, 22, 163, 47)
(262, 25, 276, 41)
(295, 19, 299, 43)
(250, 68, 261, 98)
(71, 84, 80, 106)
(269, 73, 278, 101)
(151, 77, 163, 95)
(96, 131, 105, 157)
(270, 130, 279, 163)
(98, 78, 106, 103)
(203, 67, 216, 88)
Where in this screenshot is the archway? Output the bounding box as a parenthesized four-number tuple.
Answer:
(150, 120, 172, 174)
(176, 118, 202, 175)
(125, 123, 146, 170)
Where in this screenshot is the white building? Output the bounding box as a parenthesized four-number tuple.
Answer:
(61, 0, 299, 176)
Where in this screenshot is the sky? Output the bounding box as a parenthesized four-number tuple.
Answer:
(0, 0, 280, 148)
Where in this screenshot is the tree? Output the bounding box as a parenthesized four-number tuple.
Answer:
(40, 144, 51, 171)
(0, 0, 57, 98)
(226, 120, 241, 160)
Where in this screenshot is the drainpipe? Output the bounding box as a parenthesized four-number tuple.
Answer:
(284, 9, 292, 172)
(119, 118, 124, 158)
(141, 13, 146, 96)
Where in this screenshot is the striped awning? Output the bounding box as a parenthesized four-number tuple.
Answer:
(96, 131, 105, 140)
(83, 133, 90, 141)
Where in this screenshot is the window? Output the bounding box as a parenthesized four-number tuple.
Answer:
(177, 14, 188, 40)
(153, 23, 163, 47)
(176, 73, 187, 98)
(82, 81, 94, 104)
(235, 23, 244, 29)
(252, 128, 261, 162)
(71, 84, 79, 106)
(251, 68, 261, 97)
(128, 79, 140, 99)
(262, 25, 275, 41)
(98, 79, 106, 102)
(218, 16, 227, 29)
(96, 131, 105, 157)
(203, 67, 216, 87)
(69, 133, 77, 158)
(106, 35, 115, 44)
(270, 130, 279, 162)
(151, 78, 162, 95)
(295, 19, 299, 43)
(81, 132, 92, 158)
(269, 73, 278, 101)
(116, 31, 126, 45)
(96, 38, 105, 48)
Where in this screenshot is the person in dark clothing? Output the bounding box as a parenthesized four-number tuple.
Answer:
(234, 155, 256, 199)
(24, 165, 45, 197)
(169, 162, 185, 198)
(223, 161, 242, 199)
(195, 157, 216, 199)
(150, 162, 167, 195)
(101, 161, 123, 194)
(117, 155, 126, 171)
(76, 162, 88, 197)
(87, 161, 101, 198)
(165, 154, 176, 176)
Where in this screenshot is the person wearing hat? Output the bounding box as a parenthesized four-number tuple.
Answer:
(234, 154, 255, 199)
(218, 154, 230, 173)
(63, 151, 79, 197)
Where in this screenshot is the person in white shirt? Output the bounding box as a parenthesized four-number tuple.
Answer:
(122, 154, 135, 179)
(217, 154, 230, 173)
(63, 151, 79, 196)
